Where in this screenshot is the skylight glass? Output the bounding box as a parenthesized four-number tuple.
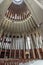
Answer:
(15, 0, 21, 2)
(13, 0, 23, 5)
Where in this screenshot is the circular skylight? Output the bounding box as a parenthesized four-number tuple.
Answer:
(15, 0, 21, 2)
(13, 0, 23, 5)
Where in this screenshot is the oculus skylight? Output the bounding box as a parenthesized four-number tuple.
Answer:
(13, 0, 23, 5)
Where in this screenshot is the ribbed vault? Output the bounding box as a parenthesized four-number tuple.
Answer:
(0, 0, 38, 36)
(0, 15, 38, 35)
(5, 2, 30, 21)
(0, 0, 43, 64)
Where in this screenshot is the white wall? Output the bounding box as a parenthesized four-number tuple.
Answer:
(0, 0, 12, 18)
(0, 0, 4, 4)
(24, 0, 43, 25)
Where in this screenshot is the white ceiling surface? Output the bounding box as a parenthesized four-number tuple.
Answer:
(37, 0, 43, 5)
(24, 0, 43, 36)
(19, 60, 43, 65)
(25, 0, 43, 24)
(0, 0, 12, 18)
(0, 0, 3, 4)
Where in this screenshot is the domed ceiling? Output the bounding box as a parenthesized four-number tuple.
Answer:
(0, 0, 38, 36)
(5, 0, 30, 21)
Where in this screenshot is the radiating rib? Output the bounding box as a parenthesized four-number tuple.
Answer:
(30, 16, 36, 29)
(30, 34, 36, 59)
(26, 37, 30, 59)
(1, 19, 7, 30)
(5, 21, 10, 34)
(26, 21, 29, 33)
(31, 16, 38, 28)
(2, 20, 9, 34)
(28, 19, 33, 32)
(26, 20, 31, 32)
(30, 17, 36, 30)
(31, 34, 36, 49)
(15, 37, 16, 59)
(13, 38, 16, 58)
(24, 22, 28, 33)
(7, 21, 12, 34)
(27, 19, 32, 32)
(36, 48, 42, 59)
(32, 33, 39, 59)
(0, 19, 4, 27)
(19, 36, 21, 58)
(0, 19, 6, 31)
(29, 18, 35, 31)
(39, 48, 42, 59)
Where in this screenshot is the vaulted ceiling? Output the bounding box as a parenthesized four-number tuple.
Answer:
(0, 0, 43, 36)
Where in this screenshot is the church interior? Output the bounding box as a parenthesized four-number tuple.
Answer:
(0, 0, 43, 65)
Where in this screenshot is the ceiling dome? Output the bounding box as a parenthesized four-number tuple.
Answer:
(0, 0, 38, 35)
(5, 1, 31, 21)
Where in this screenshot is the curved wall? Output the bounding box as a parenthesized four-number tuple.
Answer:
(25, 0, 43, 25)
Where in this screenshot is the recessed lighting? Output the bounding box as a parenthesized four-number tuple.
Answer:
(13, 0, 23, 5)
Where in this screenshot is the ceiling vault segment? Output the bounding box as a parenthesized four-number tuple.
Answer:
(0, 0, 12, 19)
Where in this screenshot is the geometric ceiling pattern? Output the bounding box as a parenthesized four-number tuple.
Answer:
(0, 0, 38, 35)
(0, 15, 38, 35)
